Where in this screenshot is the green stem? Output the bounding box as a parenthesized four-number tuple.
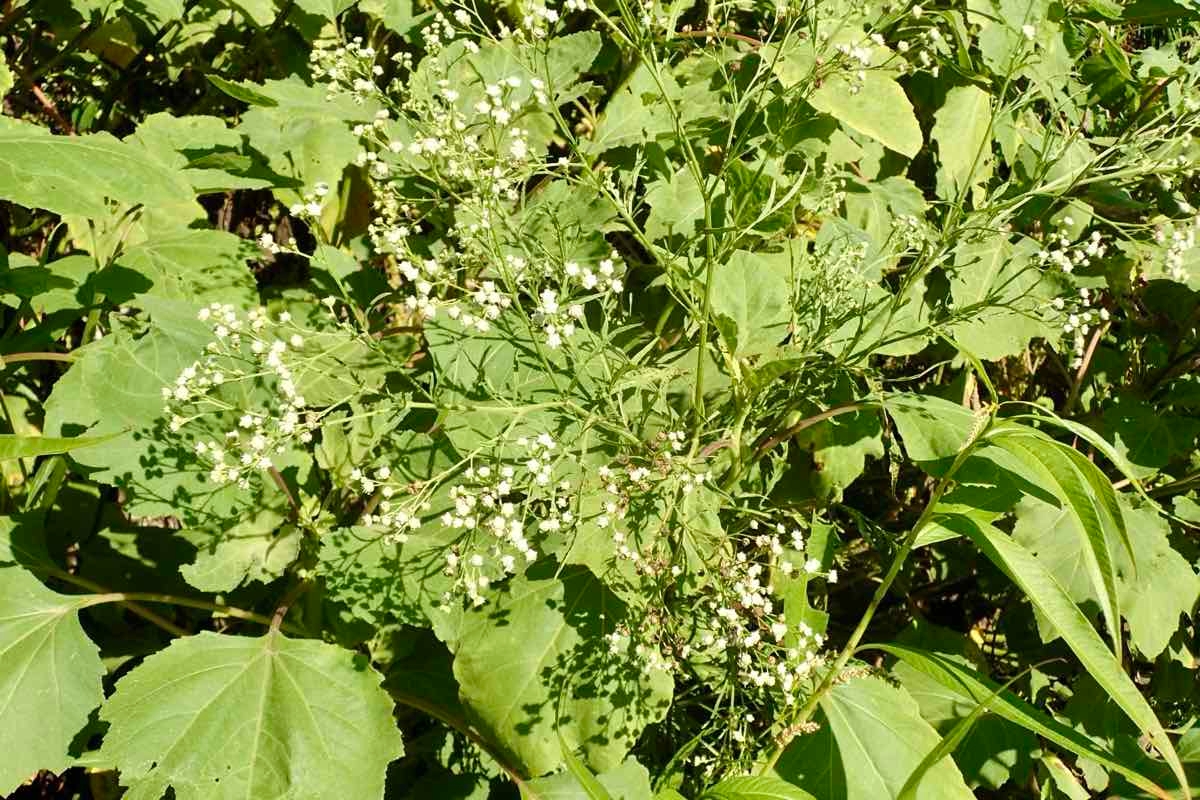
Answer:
(758, 429, 984, 773)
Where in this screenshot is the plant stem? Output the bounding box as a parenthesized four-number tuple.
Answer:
(758, 436, 980, 773)
(1, 351, 77, 366)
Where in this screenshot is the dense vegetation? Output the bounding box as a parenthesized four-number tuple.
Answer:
(0, 0, 1198, 798)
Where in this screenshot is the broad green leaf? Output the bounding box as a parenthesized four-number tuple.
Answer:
(875, 642, 1170, 798)
(897, 668, 1027, 800)
(932, 86, 993, 201)
(586, 65, 676, 152)
(886, 621, 1036, 790)
(701, 775, 817, 799)
(0, 567, 105, 794)
(772, 674, 974, 800)
(808, 73, 922, 158)
(884, 393, 979, 473)
(441, 567, 673, 777)
(99, 228, 259, 307)
(528, 755, 654, 799)
(98, 630, 403, 800)
(179, 509, 298, 593)
(1101, 397, 1200, 480)
(0, 430, 122, 461)
(561, 731, 615, 800)
(990, 430, 1126, 654)
(947, 236, 1058, 360)
(291, 0, 357, 19)
(360, 0, 420, 34)
(644, 167, 706, 241)
(1114, 501, 1199, 659)
(0, 119, 193, 218)
(941, 514, 1189, 798)
(709, 250, 792, 356)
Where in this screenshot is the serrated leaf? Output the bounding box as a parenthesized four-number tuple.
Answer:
(932, 86, 993, 201)
(0, 119, 193, 217)
(441, 566, 673, 777)
(701, 775, 817, 799)
(773, 674, 974, 799)
(98, 630, 403, 800)
(808, 73, 922, 158)
(709, 250, 792, 356)
(884, 393, 978, 473)
(0, 567, 105, 794)
(941, 513, 1189, 798)
(644, 168, 706, 241)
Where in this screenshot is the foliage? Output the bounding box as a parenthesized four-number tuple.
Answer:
(0, 0, 1198, 798)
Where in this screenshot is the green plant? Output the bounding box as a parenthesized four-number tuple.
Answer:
(0, 0, 1199, 798)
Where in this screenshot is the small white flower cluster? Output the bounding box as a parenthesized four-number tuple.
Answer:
(310, 37, 385, 103)
(888, 11, 952, 78)
(287, 182, 331, 222)
(360, 433, 575, 607)
(162, 304, 320, 490)
(533, 288, 584, 348)
(833, 40, 875, 92)
(696, 543, 826, 703)
(1051, 287, 1110, 369)
(1037, 225, 1108, 274)
(447, 279, 513, 333)
(591, 433, 711, 564)
(748, 519, 836, 583)
(357, 466, 428, 545)
(1156, 216, 1198, 283)
(564, 252, 625, 294)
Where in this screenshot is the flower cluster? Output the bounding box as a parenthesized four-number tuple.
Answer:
(161, 304, 321, 490)
(358, 432, 576, 606)
(1156, 215, 1198, 283)
(311, 37, 385, 103)
(1037, 225, 1108, 274)
(1052, 286, 1110, 369)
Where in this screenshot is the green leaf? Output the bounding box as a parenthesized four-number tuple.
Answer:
(99, 228, 259, 307)
(932, 86, 993, 201)
(884, 393, 979, 473)
(772, 674, 974, 799)
(644, 167, 706, 241)
(0, 429, 123, 461)
(808, 73, 922, 158)
(1114, 501, 1199, 660)
(947, 236, 1057, 360)
(178, 509, 298, 593)
(897, 669, 1026, 800)
(441, 566, 673, 777)
(0, 119, 193, 218)
(0, 567, 105, 794)
(700, 775, 817, 799)
(709, 250, 792, 356)
(526, 757, 654, 799)
(875, 642, 1170, 798)
(42, 298, 252, 520)
(560, 731, 615, 800)
(941, 513, 1189, 798)
(206, 75, 279, 106)
(990, 430, 1127, 655)
(98, 630, 403, 800)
